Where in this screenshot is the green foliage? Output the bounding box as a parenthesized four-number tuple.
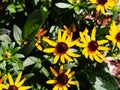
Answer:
(0, 0, 120, 90)
(23, 7, 49, 40)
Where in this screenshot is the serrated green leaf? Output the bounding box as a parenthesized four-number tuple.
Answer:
(13, 25, 23, 45)
(23, 7, 49, 40)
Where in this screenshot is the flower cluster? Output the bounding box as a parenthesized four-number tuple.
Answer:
(0, 72, 31, 90)
(34, 20, 120, 89)
(0, 0, 120, 90)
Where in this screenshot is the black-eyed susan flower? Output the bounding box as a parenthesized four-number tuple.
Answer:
(0, 72, 31, 90)
(43, 29, 80, 64)
(90, 0, 118, 15)
(106, 21, 120, 49)
(0, 76, 5, 90)
(35, 28, 47, 51)
(46, 65, 78, 90)
(76, 27, 110, 63)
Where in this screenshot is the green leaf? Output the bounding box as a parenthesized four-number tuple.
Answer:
(39, 66, 49, 78)
(13, 25, 23, 45)
(7, 4, 16, 13)
(23, 7, 49, 40)
(12, 54, 25, 59)
(55, 3, 71, 8)
(0, 28, 11, 35)
(23, 56, 39, 67)
(0, 34, 11, 44)
(88, 70, 119, 90)
(18, 38, 37, 56)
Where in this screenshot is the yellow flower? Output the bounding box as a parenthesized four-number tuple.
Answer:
(106, 21, 120, 48)
(0, 76, 5, 90)
(46, 65, 78, 90)
(90, 0, 118, 15)
(0, 72, 31, 90)
(35, 28, 47, 51)
(76, 27, 110, 63)
(43, 28, 80, 64)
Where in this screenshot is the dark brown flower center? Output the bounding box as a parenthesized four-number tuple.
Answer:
(88, 40, 98, 52)
(97, 0, 107, 5)
(115, 32, 120, 42)
(57, 73, 69, 85)
(8, 85, 18, 90)
(4, 52, 11, 59)
(55, 42, 68, 54)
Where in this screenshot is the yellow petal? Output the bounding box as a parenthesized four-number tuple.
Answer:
(46, 80, 57, 84)
(15, 72, 22, 86)
(19, 86, 31, 90)
(91, 27, 96, 40)
(35, 42, 42, 51)
(66, 34, 72, 43)
(64, 54, 73, 62)
(8, 73, 14, 85)
(58, 30, 62, 42)
(53, 84, 60, 90)
(60, 87, 63, 90)
(117, 42, 120, 48)
(68, 80, 78, 85)
(84, 28, 90, 42)
(54, 55, 60, 64)
(82, 48, 86, 55)
(17, 78, 26, 87)
(68, 40, 77, 47)
(0, 76, 5, 83)
(93, 54, 103, 63)
(43, 37, 56, 47)
(68, 71, 75, 78)
(65, 68, 71, 75)
(59, 65, 64, 74)
(67, 51, 80, 57)
(62, 30, 67, 41)
(97, 40, 108, 45)
(76, 42, 87, 47)
(63, 85, 68, 90)
(98, 46, 110, 50)
(0, 84, 8, 89)
(50, 66, 58, 77)
(118, 23, 120, 32)
(89, 53, 94, 61)
(111, 21, 117, 35)
(101, 6, 106, 15)
(60, 55, 65, 63)
(95, 50, 105, 60)
(106, 35, 112, 40)
(90, 0, 97, 3)
(80, 32, 87, 44)
(36, 29, 47, 38)
(64, 25, 71, 34)
(82, 48, 88, 58)
(43, 48, 55, 53)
